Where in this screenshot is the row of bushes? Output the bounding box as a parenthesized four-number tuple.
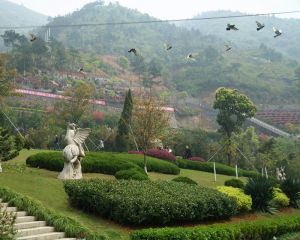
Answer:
(177, 159, 260, 178)
(26, 151, 180, 175)
(130, 214, 300, 240)
(0, 187, 104, 240)
(64, 179, 237, 226)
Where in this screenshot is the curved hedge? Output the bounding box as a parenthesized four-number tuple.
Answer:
(172, 176, 197, 185)
(26, 151, 180, 175)
(115, 169, 149, 181)
(64, 179, 237, 226)
(177, 159, 259, 178)
(224, 178, 245, 189)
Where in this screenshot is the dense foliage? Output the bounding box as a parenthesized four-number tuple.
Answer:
(64, 179, 237, 226)
(272, 188, 290, 208)
(224, 178, 245, 189)
(114, 168, 149, 181)
(26, 151, 180, 175)
(171, 176, 197, 185)
(0, 128, 20, 161)
(0, 202, 16, 240)
(146, 149, 176, 162)
(281, 178, 300, 208)
(130, 214, 300, 240)
(0, 187, 104, 240)
(216, 186, 252, 212)
(244, 177, 275, 212)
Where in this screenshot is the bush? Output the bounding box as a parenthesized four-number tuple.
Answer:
(26, 151, 180, 175)
(224, 178, 245, 189)
(244, 176, 274, 212)
(216, 186, 252, 212)
(64, 179, 237, 226)
(172, 176, 197, 185)
(146, 149, 176, 162)
(281, 178, 300, 208)
(188, 156, 205, 162)
(177, 159, 260, 178)
(0, 188, 104, 240)
(130, 215, 300, 240)
(272, 188, 290, 208)
(115, 169, 149, 181)
(0, 202, 16, 240)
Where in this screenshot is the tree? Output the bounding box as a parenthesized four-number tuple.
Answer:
(115, 89, 133, 152)
(0, 54, 15, 104)
(0, 127, 18, 161)
(131, 96, 170, 174)
(213, 87, 256, 165)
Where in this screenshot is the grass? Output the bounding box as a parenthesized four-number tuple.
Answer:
(1, 149, 300, 240)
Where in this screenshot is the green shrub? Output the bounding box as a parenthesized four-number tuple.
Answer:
(272, 188, 290, 208)
(244, 176, 274, 212)
(115, 169, 149, 181)
(26, 151, 180, 175)
(0, 202, 16, 240)
(64, 179, 237, 226)
(130, 214, 300, 240)
(281, 178, 300, 208)
(176, 159, 259, 177)
(217, 186, 252, 212)
(224, 178, 245, 189)
(172, 176, 197, 185)
(0, 187, 104, 240)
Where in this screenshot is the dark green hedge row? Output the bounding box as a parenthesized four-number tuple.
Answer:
(130, 214, 300, 240)
(26, 151, 180, 175)
(64, 179, 237, 226)
(115, 168, 149, 181)
(0, 187, 104, 240)
(177, 159, 260, 178)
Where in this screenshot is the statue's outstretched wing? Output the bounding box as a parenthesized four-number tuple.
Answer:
(73, 128, 91, 145)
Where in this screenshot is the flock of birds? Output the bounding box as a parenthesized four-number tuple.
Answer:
(127, 21, 283, 61)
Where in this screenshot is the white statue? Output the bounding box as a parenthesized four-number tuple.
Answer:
(58, 123, 90, 180)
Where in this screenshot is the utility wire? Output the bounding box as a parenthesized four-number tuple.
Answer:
(0, 10, 300, 30)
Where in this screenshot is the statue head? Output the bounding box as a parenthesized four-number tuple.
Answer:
(68, 123, 77, 130)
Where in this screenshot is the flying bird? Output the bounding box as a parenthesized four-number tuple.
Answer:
(226, 24, 239, 31)
(273, 27, 282, 38)
(29, 33, 37, 42)
(186, 53, 197, 60)
(225, 44, 232, 52)
(256, 21, 265, 31)
(164, 43, 172, 51)
(128, 48, 137, 55)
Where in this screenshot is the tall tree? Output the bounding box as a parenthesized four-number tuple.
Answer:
(0, 54, 15, 105)
(213, 87, 256, 165)
(131, 96, 170, 174)
(115, 89, 133, 152)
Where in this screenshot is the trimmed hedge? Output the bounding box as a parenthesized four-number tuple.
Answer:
(177, 159, 260, 178)
(217, 186, 252, 212)
(115, 169, 149, 181)
(64, 179, 237, 226)
(130, 214, 300, 240)
(224, 178, 245, 189)
(172, 176, 197, 185)
(146, 149, 176, 162)
(0, 187, 104, 240)
(26, 151, 180, 175)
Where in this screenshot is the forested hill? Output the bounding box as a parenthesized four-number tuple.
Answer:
(179, 10, 300, 60)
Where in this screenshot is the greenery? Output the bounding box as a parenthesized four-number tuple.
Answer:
(244, 176, 275, 212)
(115, 89, 133, 152)
(177, 158, 259, 178)
(0, 127, 20, 161)
(64, 179, 237, 226)
(224, 178, 245, 189)
(115, 168, 149, 181)
(0, 201, 16, 240)
(171, 176, 197, 185)
(0, 187, 105, 240)
(281, 178, 300, 208)
(272, 188, 290, 208)
(130, 214, 300, 240)
(26, 151, 180, 175)
(216, 186, 252, 212)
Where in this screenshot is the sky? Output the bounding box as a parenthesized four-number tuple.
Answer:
(8, 0, 300, 19)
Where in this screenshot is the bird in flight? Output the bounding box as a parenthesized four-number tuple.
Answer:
(226, 24, 239, 31)
(256, 21, 265, 31)
(186, 53, 198, 61)
(164, 43, 172, 51)
(273, 27, 283, 38)
(128, 48, 137, 56)
(29, 33, 37, 42)
(225, 44, 232, 52)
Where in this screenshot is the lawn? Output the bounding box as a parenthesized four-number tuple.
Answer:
(1, 149, 300, 240)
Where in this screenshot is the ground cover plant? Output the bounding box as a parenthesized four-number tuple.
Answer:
(64, 179, 237, 226)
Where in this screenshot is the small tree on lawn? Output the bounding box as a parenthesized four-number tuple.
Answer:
(213, 87, 256, 166)
(131, 96, 170, 174)
(115, 89, 133, 152)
